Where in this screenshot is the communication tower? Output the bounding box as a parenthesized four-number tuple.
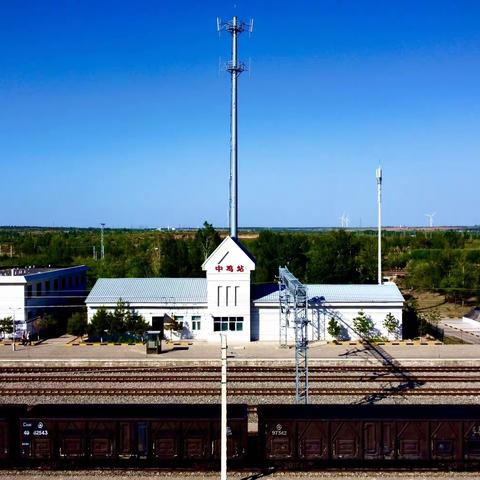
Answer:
(217, 16, 253, 239)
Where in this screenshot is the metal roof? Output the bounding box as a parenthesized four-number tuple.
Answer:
(252, 282, 404, 304)
(86, 278, 207, 305)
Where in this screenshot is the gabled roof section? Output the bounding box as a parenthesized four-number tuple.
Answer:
(202, 236, 255, 271)
(252, 282, 404, 304)
(86, 278, 207, 305)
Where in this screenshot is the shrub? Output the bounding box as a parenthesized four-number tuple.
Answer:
(352, 310, 375, 341)
(327, 317, 341, 340)
(67, 312, 88, 337)
(383, 312, 400, 339)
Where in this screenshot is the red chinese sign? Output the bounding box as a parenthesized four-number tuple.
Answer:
(214, 264, 245, 272)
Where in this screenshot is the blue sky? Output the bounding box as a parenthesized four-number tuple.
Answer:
(1, 0, 479, 228)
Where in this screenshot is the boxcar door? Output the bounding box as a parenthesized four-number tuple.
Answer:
(397, 421, 429, 460)
(431, 421, 462, 460)
(331, 421, 361, 460)
(212, 420, 246, 460)
(57, 421, 86, 458)
(151, 420, 180, 461)
(182, 420, 210, 460)
(363, 422, 381, 460)
(88, 421, 115, 459)
(264, 420, 294, 460)
(118, 422, 134, 459)
(297, 421, 329, 461)
(381, 422, 396, 460)
(464, 422, 480, 459)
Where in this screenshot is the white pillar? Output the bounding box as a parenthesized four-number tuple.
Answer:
(376, 167, 382, 284)
(220, 333, 227, 480)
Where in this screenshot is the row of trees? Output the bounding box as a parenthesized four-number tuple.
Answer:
(1, 225, 480, 302)
(327, 311, 401, 342)
(86, 300, 148, 341)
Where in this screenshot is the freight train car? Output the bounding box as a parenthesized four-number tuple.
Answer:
(13, 404, 248, 468)
(258, 404, 480, 469)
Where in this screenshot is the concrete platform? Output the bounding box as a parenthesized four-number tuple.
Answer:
(0, 334, 480, 366)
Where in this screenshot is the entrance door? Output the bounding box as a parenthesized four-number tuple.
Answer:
(151, 317, 164, 339)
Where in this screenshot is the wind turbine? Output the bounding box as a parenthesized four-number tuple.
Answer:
(339, 213, 348, 228)
(425, 212, 436, 228)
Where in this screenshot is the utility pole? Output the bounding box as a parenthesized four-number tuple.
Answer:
(376, 167, 382, 285)
(100, 223, 105, 260)
(220, 334, 227, 480)
(217, 16, 253, 239)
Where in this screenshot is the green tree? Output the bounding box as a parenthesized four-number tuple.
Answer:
(36, 314, 59, 339)
(195, 221, 222, 262)
(383, 312, 400, 339)
(67, 312, 88, 337)
(327, 317, 341, 340)
(352, 310, 375, 341)
(306, 230, 360, 283)
(89, 308, 111, 341)
(110, 299, 129, 335)
(0, 317, 13, 337)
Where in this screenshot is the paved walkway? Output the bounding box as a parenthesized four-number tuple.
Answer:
(0, 334, 480, 363)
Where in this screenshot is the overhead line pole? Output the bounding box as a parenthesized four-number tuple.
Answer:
(221, 333, 227, 480)
(376, 167, 382, 284)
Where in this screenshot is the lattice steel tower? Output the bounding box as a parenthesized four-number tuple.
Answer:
(278, 267, 309, 404)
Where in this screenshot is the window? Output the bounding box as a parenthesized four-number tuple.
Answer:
(217, 286, 222, 307)
(53, 279, 58, 292)
(61, 277, 66, 289)
(226, 286, 230, 306)
(213, 317, 244, 332)
(192, 316, 201, 331)
(45, 281, 50, 295)
(175, 316, 184, 329)
(36, 283, 42, 297)
(234, 286, 239, 306)
(26, 285, 32, 298)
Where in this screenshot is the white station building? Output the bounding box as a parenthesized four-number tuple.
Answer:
(86, 237, 404, 343)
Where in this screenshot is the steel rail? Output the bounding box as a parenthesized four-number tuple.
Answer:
(1, 365, 480, 373)
(0, 374, 479, 383)
(2, 387, 480, 396)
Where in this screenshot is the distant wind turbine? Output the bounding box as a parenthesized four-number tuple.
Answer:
(425, 212, 436, 228)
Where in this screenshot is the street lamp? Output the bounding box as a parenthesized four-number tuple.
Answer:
(9, 307, 22, 352)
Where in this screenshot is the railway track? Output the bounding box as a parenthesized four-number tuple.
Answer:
(1, 386, 480, 396)
(0, 374, 478, 383)
(1, 365, 480, 374)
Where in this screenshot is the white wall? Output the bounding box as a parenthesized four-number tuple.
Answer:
(87, 304, 210, 340)
(254, 304, 403, 342)
(0, 281, 26, 322)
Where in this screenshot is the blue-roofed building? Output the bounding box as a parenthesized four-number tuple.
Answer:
(0, 266, 88, 337)
(86, 237, 404, 342)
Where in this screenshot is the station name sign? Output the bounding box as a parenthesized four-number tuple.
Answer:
(215, 265, 244, 272)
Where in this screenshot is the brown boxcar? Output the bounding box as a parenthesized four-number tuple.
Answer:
(258, 404, 480, 468)
(17, 404, 248, 467)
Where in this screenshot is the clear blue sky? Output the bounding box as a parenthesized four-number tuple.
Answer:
(1, 0, 479, 228)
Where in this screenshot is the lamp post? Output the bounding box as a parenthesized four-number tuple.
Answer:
(9, 307, 22, 352)
(220, 333, 227, 480)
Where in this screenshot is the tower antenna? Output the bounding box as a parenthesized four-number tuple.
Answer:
(217, 16, 253, 239)
(100, 223, 105, 260)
